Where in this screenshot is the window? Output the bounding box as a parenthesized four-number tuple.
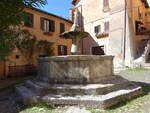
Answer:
(58, 45, 67, 55)
(104, 22, 109, 33)
(103, 0, 109, 8)
(24, 12, 34, 27)
(94, 25, 101, 34)
(15, 55, 20, 59)
(41, 17, 55, 32)
(103, 0, 110, 12)
(60, 23, 65, 34)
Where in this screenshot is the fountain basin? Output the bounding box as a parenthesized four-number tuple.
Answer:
(38, 55, 114, 84)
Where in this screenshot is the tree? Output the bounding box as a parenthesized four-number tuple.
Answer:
(0, 0, 47, 60)
(15, 30, 53, 64)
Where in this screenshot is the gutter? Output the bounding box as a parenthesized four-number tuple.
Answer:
(123, 0, 127, 66)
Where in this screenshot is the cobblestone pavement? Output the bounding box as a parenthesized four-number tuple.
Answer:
(119, 71, 150, 84)
(118, 70, 150, 113)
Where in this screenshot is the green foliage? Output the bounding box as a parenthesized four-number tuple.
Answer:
(15, 30, 53, 64)
(0, 0, 47, 60)
(0, 0, 47, 31)
(0, 30, 19, 60)
(37, 40, 54, 56)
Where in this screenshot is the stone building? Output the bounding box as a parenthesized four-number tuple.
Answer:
(71, 0, 150, 68)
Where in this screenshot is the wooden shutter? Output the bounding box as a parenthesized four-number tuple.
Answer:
(49, 20, 55, 32)
(104, 22, 109, 33)
(29, 14, 33, 27)
(60, 23, 65, 34)
(40, 17, 44, 31)
(24, 12, 33, 27)
(64, 46, 67, 55)
(58, 45, 62, 55)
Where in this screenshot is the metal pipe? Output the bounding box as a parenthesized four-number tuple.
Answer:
(123, 0, 127, 66)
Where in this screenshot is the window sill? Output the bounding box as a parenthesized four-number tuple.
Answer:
(43, 32, 53, 36)
(96, 33, 109, 39)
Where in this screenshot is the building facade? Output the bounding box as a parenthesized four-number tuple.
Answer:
(71, 0, 150, 68)
(1, 8, 73, 77)
(8, 8, 73, 66)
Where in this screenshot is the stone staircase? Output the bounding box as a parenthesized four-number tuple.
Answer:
(141, 63, 150, 69)
(15, 75, 142, 109)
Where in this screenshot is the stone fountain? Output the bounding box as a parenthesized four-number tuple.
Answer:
(15, 9, 143, 109)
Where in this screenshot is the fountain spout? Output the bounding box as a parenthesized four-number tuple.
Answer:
(60, 9, 89, 55)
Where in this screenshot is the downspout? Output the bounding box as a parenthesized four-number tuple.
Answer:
(123, 0, 127, 66)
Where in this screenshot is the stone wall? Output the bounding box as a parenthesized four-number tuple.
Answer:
(37, 55, 114, 84)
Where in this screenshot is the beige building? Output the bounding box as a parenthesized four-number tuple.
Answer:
(71, 0, 150, 68)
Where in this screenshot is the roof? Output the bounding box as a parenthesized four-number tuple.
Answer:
(26, 7, 73, 24)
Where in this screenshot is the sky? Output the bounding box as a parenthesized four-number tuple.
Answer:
(40, 0, 74, 19)
(39, 0, 150, 19)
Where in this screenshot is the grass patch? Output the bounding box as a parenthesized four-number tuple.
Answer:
(127, 67, 150, 71)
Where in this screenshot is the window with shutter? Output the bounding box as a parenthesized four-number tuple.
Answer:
(103, 0, 110, 12)
(94, 25, 101, 34)
(60, 23, 65, 34)
(24, 12, 34, 27)
(40, 17, 55, 32)
(58, 45, 67, 55)
(104, 22, 109, 33)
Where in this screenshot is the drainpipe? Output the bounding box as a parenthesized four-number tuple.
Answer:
(123, 0, 127, 66)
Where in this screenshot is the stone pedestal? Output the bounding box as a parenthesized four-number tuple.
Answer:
(15, 55, 142, 109)
(37, 55, 114, 84)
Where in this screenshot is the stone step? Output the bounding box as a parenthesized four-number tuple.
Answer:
(25, 76, 133, 96)
(41, 85, 142, 109)
(142, 63, 150, 69)
(15, 85, 39, 105)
